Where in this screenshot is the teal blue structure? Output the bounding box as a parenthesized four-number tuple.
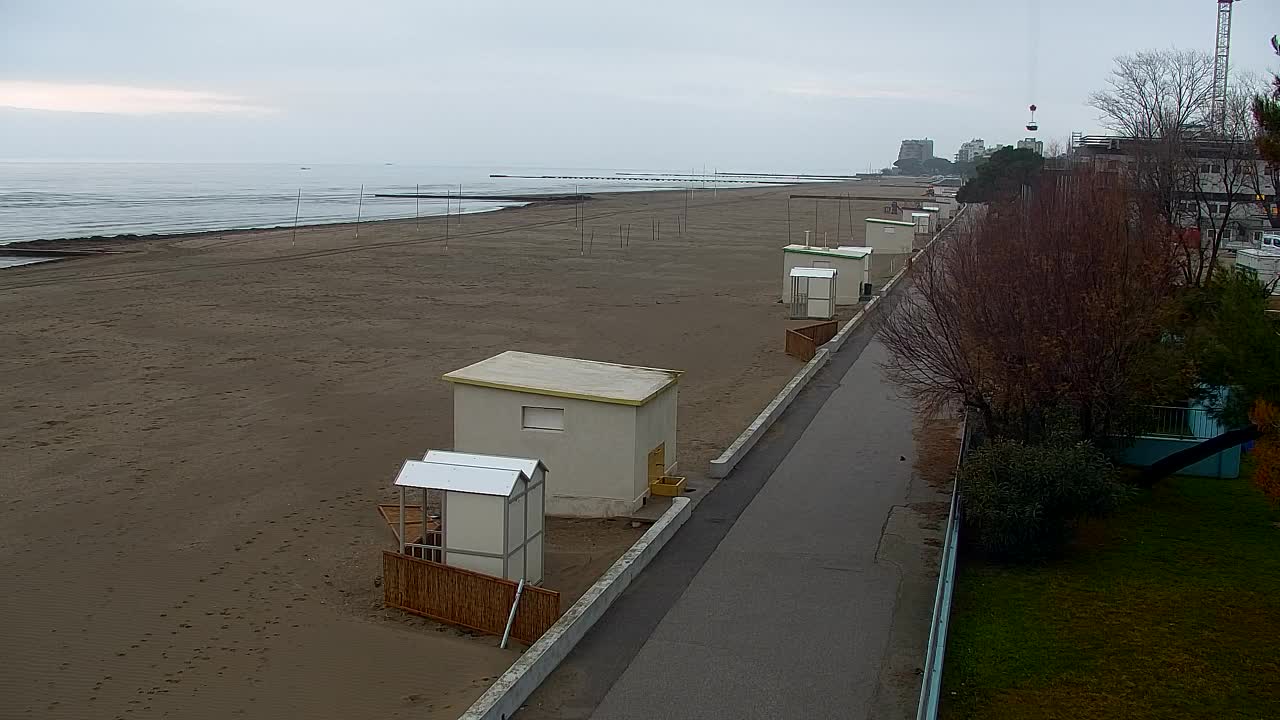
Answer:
(1119, 395, 1242, 479)
(1119, 437, 1241, 478)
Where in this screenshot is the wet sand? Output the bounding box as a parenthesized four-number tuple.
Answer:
(0, 179, 929, 719)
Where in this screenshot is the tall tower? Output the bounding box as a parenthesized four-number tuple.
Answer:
(1211, 0, 1239, 130)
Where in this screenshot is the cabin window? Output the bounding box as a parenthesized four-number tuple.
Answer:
(521, 406, 564, 431)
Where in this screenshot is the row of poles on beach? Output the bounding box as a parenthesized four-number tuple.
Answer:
(568, 186, 702, 256)
(284, 182, 708, 256)
(290, 183, 470, 249)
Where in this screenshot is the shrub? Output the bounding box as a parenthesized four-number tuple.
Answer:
(960, 439, 1127, 560)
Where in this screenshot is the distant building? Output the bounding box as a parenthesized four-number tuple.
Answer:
(1070, 134, 1278, 249)
(1016, 137, 1044, 155)
(955, 138, 986, 163)
(897, 138, 935, 163)
(975, 144, 1013, 161)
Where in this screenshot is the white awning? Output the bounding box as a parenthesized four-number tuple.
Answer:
(790, 267, 837, 279)
(393, 459, 526, 497)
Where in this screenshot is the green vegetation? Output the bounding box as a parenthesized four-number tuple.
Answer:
(954, 147, 1043, 203)
(942, 473, 1280, 720)
(1178, 268, 1280, 427)
(893, 156, 957, 176)
(960, 439, 1127, 560)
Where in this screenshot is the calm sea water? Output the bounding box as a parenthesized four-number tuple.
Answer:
(0, 162, 711, 246)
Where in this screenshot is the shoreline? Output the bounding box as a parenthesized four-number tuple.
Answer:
(0, 195, 558, 253)
(0, 178, 860, 254)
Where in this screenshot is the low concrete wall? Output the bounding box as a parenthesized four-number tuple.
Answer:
(709, 348, 831, 479)
(458, 496, 692, 720)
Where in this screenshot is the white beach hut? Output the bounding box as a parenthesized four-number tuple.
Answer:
(781, 244, 871, 304)
(864, 218, 917, 255)
(393, 451, 546, 583)
(444, 351, 681, 518)
(905, 211, 932, 234)
(788, 266, 837, 319)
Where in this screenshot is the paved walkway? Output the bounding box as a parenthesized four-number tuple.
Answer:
(588, 338, 942, 719)
(517, 313, 951, 720)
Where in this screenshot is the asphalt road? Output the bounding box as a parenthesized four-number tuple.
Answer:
(518, 290, 945, 720)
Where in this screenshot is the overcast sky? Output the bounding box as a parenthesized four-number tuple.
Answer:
(2, 0, 1278, 171)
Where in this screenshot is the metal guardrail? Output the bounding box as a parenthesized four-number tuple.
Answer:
(916, 417, 969, 720)
(1141, 405, 1219, 440)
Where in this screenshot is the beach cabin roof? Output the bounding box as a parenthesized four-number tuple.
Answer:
(782, 244, 872, 259)
(865, 218, 917, 227)
(443, 350, 680, 406)
(421, 450, 547, 478)
(790, 267, 838, 279)
(393, 459, 526, 497)
(922, 205, 941, 211)
(911, 212, 930, 218)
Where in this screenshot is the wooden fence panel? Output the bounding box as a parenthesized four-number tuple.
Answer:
(382, 551, 560, 644)
(785, 330, 818, 361)
(785, 320, 839, 361)
(798, 320, 838, 345)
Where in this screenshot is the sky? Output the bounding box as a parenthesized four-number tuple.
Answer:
(1, 0, 1278, 171)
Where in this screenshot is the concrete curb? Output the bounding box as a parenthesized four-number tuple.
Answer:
(458, 496, 693, 720)
(708, 347, 831, 479)
(707, 203, 969, 481)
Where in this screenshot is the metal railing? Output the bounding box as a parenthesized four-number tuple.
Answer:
(1141, 405, 1221, 440)
(916, 417, 970, 720)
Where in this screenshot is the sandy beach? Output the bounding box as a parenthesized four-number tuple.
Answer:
(0, 179, 929, 719)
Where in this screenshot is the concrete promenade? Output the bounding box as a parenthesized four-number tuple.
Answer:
(519, 308, 951, 720)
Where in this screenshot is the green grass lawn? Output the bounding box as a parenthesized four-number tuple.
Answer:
(941, 473, 1280, 719)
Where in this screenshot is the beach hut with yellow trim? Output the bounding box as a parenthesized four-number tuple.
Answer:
(443, 351, 682, 518)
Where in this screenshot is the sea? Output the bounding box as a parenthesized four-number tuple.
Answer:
(0, 161, 748, 253)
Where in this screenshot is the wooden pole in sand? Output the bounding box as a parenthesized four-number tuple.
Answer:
(786, 197, 791, 244)
(355, 184, 364, 240)
(457, 184, 463, 224)
(835, 194, 842, 244)
(415, 184, 420, 231)
(589, 229, 593, 255)
(846, 194, 854, 245)
(291, 188, 301, 248)
(444, 191, 450, 250)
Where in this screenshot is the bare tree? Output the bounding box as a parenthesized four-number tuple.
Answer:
(1186, 83, 1266, 284)
(880, 169, 1181, 443)
(1088, 49, 1215, 228)
(1089, 49, 1215, 138)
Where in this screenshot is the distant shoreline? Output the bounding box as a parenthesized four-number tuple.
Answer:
(0, 195, 565, 253)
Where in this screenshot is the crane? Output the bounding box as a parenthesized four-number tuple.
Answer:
(1210, 0, 1240, 131)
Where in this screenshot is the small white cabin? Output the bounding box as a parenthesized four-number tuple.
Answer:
(444, 351, 680, 518)
(906, 211, 932, 234)
(864, 218, 916, 255)
(781, 244, 871, 304)
(788, 267, 837, 319)
(1237, 249, 1280, 294)
(393, 451, 546, 583)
